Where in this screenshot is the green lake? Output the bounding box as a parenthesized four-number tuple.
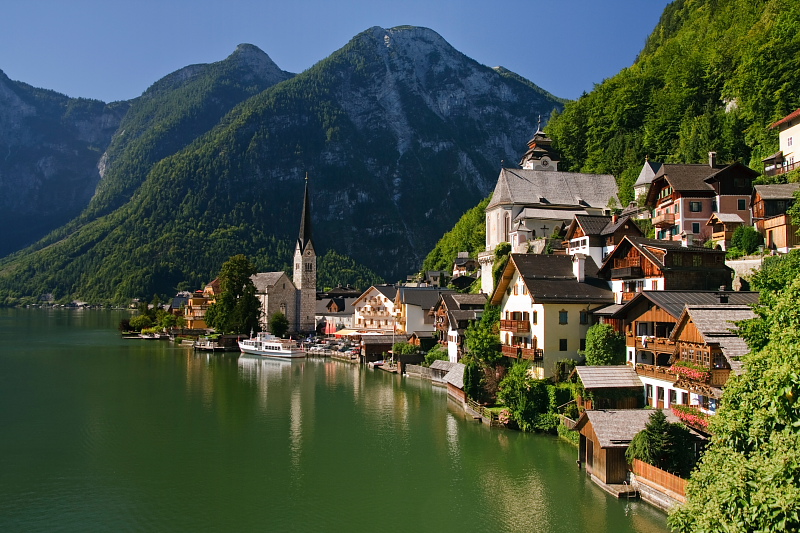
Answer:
(0, 308, 669, 532)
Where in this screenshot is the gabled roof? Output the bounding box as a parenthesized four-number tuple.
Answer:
(707, 212, 744, 225)
(487, 168, 618, 211)
(574, 409, 684, 448)
(670, 304, 756, 374)
(491, 254, 613, 305)
(753, 183, 800, 200)
(597, 235, 726, 277)
(645, 162, 759, 206)
(396, 287, 454, 310)
(565, 214, 642, 240)
(354, 284, 398, 306)
(251, 272, 289, 292)
(442, 363, 465, 389)
(575, 365, 642, 389)
(611, 290, 759, 320)
(770, 108, 800, 129)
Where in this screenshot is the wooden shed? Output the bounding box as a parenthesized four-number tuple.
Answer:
(574, 409, 680, 485)
(573, 365, 644, 410)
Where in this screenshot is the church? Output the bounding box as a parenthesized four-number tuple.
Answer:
(251, 178, 317, 334)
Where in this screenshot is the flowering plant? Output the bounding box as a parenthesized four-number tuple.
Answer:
(498, 409, 511, 425)
(669, 360, 710, 382)
(671, 405, 709, 429)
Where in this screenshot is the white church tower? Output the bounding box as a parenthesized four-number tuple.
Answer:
(293, 176, 316, 333)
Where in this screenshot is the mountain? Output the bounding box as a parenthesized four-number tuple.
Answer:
(0, 71, 127, 257)
(546, 0, 800, 203)
(0, 26, 562, 304)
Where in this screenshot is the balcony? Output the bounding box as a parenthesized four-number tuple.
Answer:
(635, 363, 678, 383)
(764, 160, 799, 177)
(501, 345, 543, 361)
(652, 212, 676, 228)
(630, 336, 676, 352)
(612, 266, 643, 279)
(499, 319, 531, 333)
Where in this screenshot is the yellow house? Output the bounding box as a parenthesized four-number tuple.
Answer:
(184, 278, 220, 329)
(491, 254, 614, 378)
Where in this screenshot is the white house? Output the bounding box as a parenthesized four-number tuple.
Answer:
(353, 285, 399, 334)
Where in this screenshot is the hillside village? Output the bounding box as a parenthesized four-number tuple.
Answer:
(135, 106, 800, 512)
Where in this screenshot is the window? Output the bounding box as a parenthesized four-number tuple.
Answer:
(579, 311, 588, 325)
(789, 136, 793, 147)
(559, 310, 568, 324)
(579, 338, 586, 351)
(738, 198, 746, 210)
(693, 254, 703, 267)
(522, 284, 528, 295)
(689, 201, 702, 212)
(673, 254, 682, 266)
(669, 389, 677, 406)
(532, 311, 538, 325)
(651, 280, 659, 290)
(692, 222, 700, 234)
(305, 262, 313, 272)
(559, 338, 568, 351)
(513, 285, 518, 296)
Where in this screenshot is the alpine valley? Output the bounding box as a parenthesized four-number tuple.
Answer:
(0, 26, 562, 304)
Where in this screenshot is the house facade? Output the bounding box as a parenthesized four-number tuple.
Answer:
(597, 236, 731, 305)
(645, 154, 758, 245)
(393, 287, 454, 334)
(491, 254, 613, 379)
(563, 214, 643, 268)
(431, 293, 487, 362)
(751, 183, 800, 252)
(763, 108, 800, 177)
(353, 285, 399, 334)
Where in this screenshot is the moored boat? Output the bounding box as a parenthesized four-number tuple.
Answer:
(238, 332, 306, 358)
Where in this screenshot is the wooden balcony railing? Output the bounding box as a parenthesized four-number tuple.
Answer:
(501, 345, 543, 361)
(764, 160, 800, 177)
(499, 319, 531, 333)
(652, 212, 676, 228)
(635, 363, 678, 383)
(612, 266, 643, 279)
(614, 257, 641, 269)
(630, 336, 676, 352)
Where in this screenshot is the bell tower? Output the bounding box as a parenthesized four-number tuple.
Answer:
(293, 175, 317, 334)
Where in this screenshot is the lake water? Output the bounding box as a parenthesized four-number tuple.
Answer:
(0, 309, 668, 532)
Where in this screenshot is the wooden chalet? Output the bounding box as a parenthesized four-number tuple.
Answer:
(431, 293, 486, 361)
(751, 183, 800, 252)
(563, 214, 643, 268)
(597, 236, 731, 305)
(705, 212, 745, 251)
(668, 304, 755, 405)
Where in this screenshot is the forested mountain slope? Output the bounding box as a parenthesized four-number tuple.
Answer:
(0, 26, 562, 304)
(547, 0, 800, 204)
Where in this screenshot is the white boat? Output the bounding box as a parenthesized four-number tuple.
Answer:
(238, 332, 306, 358)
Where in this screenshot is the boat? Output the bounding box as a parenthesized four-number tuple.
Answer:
(238, 332, 306, 358)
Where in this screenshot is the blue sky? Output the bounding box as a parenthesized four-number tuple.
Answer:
(2, 0, 672, 103)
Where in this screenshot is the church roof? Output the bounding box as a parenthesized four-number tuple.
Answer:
(251, 272, 290, 292)
(633, 160, 663, 188)
(487, 168, 618, 211)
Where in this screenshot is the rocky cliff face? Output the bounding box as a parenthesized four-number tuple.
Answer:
(0, 71, 127, 256)
(0, 27, 563, 302)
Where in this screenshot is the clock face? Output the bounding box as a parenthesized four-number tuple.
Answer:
(306, 250, 312, 256)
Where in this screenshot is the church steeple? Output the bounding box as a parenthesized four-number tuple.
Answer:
(293, 174, 316, 334)
(297, 173, 314, 253)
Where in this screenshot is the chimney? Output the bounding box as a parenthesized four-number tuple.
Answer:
(709, 151, 717, 168)
(612, 213, 618, 224)
(572, 253, 586, 282)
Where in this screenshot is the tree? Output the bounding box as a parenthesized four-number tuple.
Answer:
(625, 410, 696, 478)
(392, 342, 418, 356)
(129, 314, 153, 331)
(583, 323, 626, 365)
(205, 254, 261, 334)
(669, 270, 800, 531)
(497, 361, 550, 432)
(269, 312, 289, 338)
(424, 344, 449, 366)
(729, 225, 763, 255)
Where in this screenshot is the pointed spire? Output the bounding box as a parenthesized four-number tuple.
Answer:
(298, 174, 313, 252)
(537, 114, 542, 133)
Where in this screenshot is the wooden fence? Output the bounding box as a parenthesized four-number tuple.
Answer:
(632, 459, 687, 497)
(466, 398, 499, 422)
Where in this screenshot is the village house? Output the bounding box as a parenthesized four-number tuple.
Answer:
(762, 107, 800, 177)
(478, 130, 619, 295)
(452, 252, 478, 278)
(183, 278, 220, 329)
(608, 290, 758, 417)
(491, 253, 614, 378)
(596, 235, 731, 305)
(393, 286, 454, 335)
(704, 212, 745, 251)
(316, 296, 357, 335)
(667, 303, 755, 423)
(353, 285, 398, 334)
(645, 153, 758, 245)
(431, 292, 487, 362)
(563, 214, 643, 268)
(751, 183, 800, 252)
